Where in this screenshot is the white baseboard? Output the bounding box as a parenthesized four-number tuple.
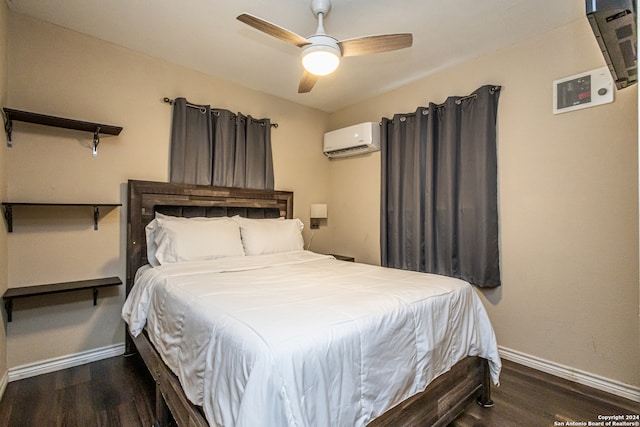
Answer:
(499, 346, 640, 403)
(8, 343, 125, 382)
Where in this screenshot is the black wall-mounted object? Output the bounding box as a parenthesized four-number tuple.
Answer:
(586, 0, 637, 90)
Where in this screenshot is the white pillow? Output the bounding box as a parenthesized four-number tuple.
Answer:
(145, 213, 189, 266)
(147, 214, 245, 265)
(145, 218, 162, 267)
(236, 217, 304, 255)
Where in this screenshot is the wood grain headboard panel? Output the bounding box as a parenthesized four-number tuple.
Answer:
(126, 180, 293, 294)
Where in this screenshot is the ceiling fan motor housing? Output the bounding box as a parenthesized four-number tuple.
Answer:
(305, 34, 340, 55)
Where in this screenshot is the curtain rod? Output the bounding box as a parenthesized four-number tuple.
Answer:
(163, 98, 278, 128)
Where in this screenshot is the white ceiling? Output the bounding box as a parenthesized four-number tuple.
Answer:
(6, 0, 586, 113)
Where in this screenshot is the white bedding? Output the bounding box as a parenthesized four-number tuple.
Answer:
(122, 250, 501, 427)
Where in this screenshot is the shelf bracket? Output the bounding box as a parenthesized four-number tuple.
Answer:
(4, 298, 13, 322)
(92, 127, 101, 157)
(3, 204, 13, 232)
(93, 205, 100, 230)
(3, 115, 12, 148)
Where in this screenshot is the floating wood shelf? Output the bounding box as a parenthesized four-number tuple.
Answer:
(3, 276, 122, 322)
(2, 107, 122, 156)
(1, 202, 122, 232)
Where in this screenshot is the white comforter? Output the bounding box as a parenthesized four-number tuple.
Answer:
(123, 250, 500, 427)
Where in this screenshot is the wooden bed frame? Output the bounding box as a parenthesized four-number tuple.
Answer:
(125, 179, 493, 427)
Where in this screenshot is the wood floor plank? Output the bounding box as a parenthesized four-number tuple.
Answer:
(4, 370, 58, 426)
(0, 355, 637, 426)
(57, 382, 96, 427)
(54, 363, 91, 391)
(450, 359, 640, 427)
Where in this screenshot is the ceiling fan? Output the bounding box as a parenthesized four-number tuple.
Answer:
(237, 0, 413, 93)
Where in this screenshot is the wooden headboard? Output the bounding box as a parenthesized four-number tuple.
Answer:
(126, 180, 293, 295)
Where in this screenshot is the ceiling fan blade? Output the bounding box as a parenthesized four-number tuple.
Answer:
(338, 33, 413, 57)
(237, 13, 311, 48)
(298, 70, 319, 93)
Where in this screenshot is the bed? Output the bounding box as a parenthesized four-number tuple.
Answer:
(123, 179, 500, 427)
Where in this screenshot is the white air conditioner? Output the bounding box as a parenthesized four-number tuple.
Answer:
(323, 122, 380, 158)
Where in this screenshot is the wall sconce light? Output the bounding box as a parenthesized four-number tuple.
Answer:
(310, 203, 328, 229)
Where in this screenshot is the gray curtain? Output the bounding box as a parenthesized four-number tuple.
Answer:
(170, 98, 274, 190)
(169, 98, 212, 185)
(380, 85, 501, 288)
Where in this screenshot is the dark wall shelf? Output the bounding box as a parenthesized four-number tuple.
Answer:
(2, 202, 122, 232)
(1, 109, 125, 322)
(2, 107, 122, 156)
(3, 277, 122, 322)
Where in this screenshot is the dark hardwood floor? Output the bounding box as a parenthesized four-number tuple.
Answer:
(0, 355, 637, 426)
(0, 354, 156, 427)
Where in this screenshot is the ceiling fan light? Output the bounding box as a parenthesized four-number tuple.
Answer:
(302, 49, 340, 76)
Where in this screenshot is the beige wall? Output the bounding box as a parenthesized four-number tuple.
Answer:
(327, 19, 639, 388)
(5, 13, 330, 367)
(0, 0, 9, 391)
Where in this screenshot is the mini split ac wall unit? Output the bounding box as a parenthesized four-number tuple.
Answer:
(323, 122, 381, 158)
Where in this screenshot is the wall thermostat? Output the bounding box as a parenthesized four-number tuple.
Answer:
(553, 66, 614, 114)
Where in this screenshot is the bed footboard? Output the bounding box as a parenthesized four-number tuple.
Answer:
(368, 356, 491, 427)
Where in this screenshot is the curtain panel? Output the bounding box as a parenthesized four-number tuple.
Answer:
(170, 98, 274, 190)
(380, 85, 501, 288)
(169, 98, 212, 185)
